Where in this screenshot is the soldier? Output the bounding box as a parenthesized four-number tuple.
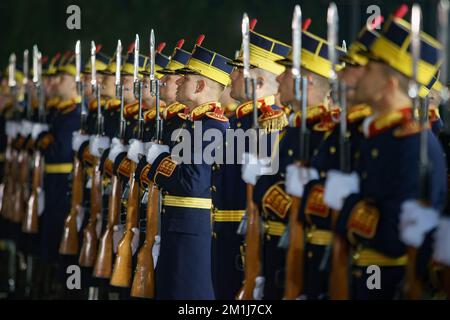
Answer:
(325, 10, 447, 299)
(34, 52, 81, 298)
(212, 26, 290, 300)
(140, 41, 233, 299)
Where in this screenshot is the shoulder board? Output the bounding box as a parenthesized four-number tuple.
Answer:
(177, 112, 189, 120)
(144, 108, 157, 122)
(262, 182, 292, 219)
(235, 95, 276, 119)
(124, 102, 139, 118)
(190, 102, 217, 120)
(57, 97, 81, 111)
(292, 105, 327, 127)
(206, 107, 229, 122)
(368, 108, 412, 137)
(393, 121, 424, 138)
(105, 98, 121, 110)
(46, 97, 61, 109)
(165, 103, 187, 120)
(348, 104, 372, 124)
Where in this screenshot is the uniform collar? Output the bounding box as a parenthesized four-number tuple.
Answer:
(363, 107, 412, 138)
(46, 97, 61, 109)
(289, 105, 327, 128)
(348, 104, 372, 124)
(235, 95, 275, 119)
(105, 98, 121, 110)
(88, 98, 106, 111)
(57, 96, 81, 111)
(163, 102, 187, 120)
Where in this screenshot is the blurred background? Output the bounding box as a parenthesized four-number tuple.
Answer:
(0, 0, 447, 73)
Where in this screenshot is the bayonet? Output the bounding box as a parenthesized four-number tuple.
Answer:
(133, 34, 144, 140)
(115, 40, 126, 141)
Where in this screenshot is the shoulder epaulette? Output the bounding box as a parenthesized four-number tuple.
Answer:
(190, 102, 217, 121)
(292, 105, 327, 127)
(88, 98, 106, 111)
(105, 98, 121, 110)
(144, 108, 157, 122)
(258, 104, 287, 132)
(57, 96, 81, 113)
(47, 97, 61, 109)
(164, 103, 187, 120)
(348, 104, 372, 124)
(205, 106, 229, 122)
(235, 95, 276, 119)
(368, 107, 412, 137)
(124, 101, 139, 118)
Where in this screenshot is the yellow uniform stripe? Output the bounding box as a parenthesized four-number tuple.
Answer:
(353, 248, 408, 267)
(265, 220, 286, 236)
(306, 229, 333, 246)
(44, 163, 73, 174)
(213, 210, 245, 222)
(163, 195, 212, 210)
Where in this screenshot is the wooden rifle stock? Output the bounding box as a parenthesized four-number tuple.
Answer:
(404, 247, 422, 299)
(236, 184, 261, 300)
(3, 148, 18, 221)
(22, 149, 44, 234)
(59, 155, 84, 255)
(11, 148, 29, 223)
(131, 182, 159, 298)
(328, 210, 350, 300)
(283, 196, 305, 299)
(79, 159, 102, 267)
(93, 174, 122, 278)
(110, 161, 139, 288)
(0, 145, 12, 217)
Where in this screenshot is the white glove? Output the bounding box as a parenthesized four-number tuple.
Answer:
(113, 224, 124, 254)
(108, 138, 128, 162)
(5, 121, 19, 139)
(253, 276, 265, 300)
(89, 135, 111, 158)
(433, 217, 450, 266)
(146, 143, 170, 164)
(241, 152, 273, 186)
(127, 139, 145, 164)
(399, 200, 440, 248)
(72, 131, 90, 152)
(31, 123, 49, 140)
(131, 227, 140, 256)
(323, 170, 360, 211)
(285, 164, 319, 197)
(20, 120, 33, 137)
(152, 235, 161, 269)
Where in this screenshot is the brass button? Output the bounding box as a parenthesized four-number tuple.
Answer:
(211, 185, 217, 192)
(329, 146, 336, 154)
(212, 232, 217, 239)
(288, 149, 294, 156)
(237, 122, 242, 128)
(307, 251, 313, 258)
(162, 208, 166, 214)
(216, 164, 220, 169)
(191, 124, 195, 129)
(320, 171, 326, 178)
(371, 148, 379, 158)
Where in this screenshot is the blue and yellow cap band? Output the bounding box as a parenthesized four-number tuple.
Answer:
(158, 47, 192, 75)
(342, 26, 381, 66)
(140, 52, 170, 79)
(83, 52, 110, 74)
(177, 45, 233, 86)
(367, 16, 442, 86)
(276, 30, 346, 79)
(231, 30, 291, 75)
(121, 53, 148, 78)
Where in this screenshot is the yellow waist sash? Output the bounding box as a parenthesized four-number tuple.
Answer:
(306, 229, 333, 246)
(353, 248, 408, 267)
(213, 210, 245, 222)
(163, 195, 212, 210)
(265, 220, 286, 237)
(45, 163, 73, 174)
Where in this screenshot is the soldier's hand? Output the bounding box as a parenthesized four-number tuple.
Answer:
(127, 139, 145, 164)
(241, 152, 273, 186)
(5, 120, 19, 139)
(89, 135, 111, 158)
(323, 170, 359, 210)
(285, 164, 319, 197)
(72, 131, 90, 152)
(108, 138, 128, 162)
(433, 217, 450, 266)
(399, 200, 440, 248)
(146, 143, 169, 164)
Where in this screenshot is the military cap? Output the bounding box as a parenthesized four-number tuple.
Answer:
(42, 52, 61, 76)
(140, 42, 170, 79)
(158, 39, 192, 75)
(83, 47, 110, 74)
(121, 52, 148, 78)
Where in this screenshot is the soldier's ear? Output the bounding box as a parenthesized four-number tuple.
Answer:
(196, 79, 206, 93)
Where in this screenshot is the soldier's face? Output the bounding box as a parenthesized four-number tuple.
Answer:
(57, 74, 76, 98)
(101, 74, 116, 99)
(276, 68, 295, 106)
(49, 75, 61, 97)
(176, 74, 199, 107)
(122, 75, 135, 103)
(230, 68, 246, 102)
(160, 74, 181, 104)
(354, 61, 387, 107)
(338, 65, 366, 106)
(83, 74, 93, 98)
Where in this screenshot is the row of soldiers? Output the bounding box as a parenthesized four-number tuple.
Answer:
(0, 2, 450, 300)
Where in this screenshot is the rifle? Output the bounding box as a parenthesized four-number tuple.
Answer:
(79, 41, 104, 267)
(131, 29, 162, 298)
(60, 40, 85, 254)
(236, 13, 262, 300)
(110, 34, 142, 288)
(23, 46, 44, 234)
(403, 4, 425, 300)
(11, 50, 31, 224)
(283, 6, 309, 300)
(321, 2, 351, 300)
(93, 39, 124, 278)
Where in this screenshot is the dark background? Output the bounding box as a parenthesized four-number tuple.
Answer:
(0, 0, 447, 74)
